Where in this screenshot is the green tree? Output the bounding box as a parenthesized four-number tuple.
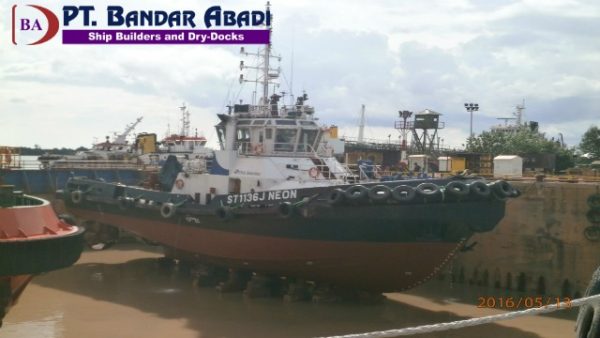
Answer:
(579, 126, 600, 158)
(468, 126, 575, 171)
(468, 128, 557, 154)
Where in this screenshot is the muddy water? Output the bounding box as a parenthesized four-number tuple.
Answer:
(2, 244, 577, 338)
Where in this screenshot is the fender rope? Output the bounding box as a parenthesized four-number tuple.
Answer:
(318, 293, 600, 338)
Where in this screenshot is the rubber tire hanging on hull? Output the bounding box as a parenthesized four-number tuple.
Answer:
(444, 181, 469, 200)
(71, 190, 84, 204)
(368, 185, 391, 202)
(416, 183, 443, 202)
(328, 188, 345, 205)
(469, 181, 492, 199)
(344, 185, 369, 202)
(160, 203, 176, 219)
(490, 180, 513, 199)
(278, 202, 295, 218)
(391, 185, 415, 203)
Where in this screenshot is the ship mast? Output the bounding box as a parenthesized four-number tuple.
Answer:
(239, 1, 280, 115)
(261, 2, 271, 106)
(179, 103, 190, 136)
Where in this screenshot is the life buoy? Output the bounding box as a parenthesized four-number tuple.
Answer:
(391, 185, 415, 202)
(175, 179, 185, 190)
(469, 181, 491, 199)
(368, 185, 391, 202)
(160, 203, 176, 218)
(253, 143, 264, 155)
(344, 185, 368, 201)
(308, 167, 320, 179)
(71, 190, 84, 204)
(328, 188, 345, 205)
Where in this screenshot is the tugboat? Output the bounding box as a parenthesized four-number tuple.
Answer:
(0, 185, 84, 326)
(58, 7, 519, 293)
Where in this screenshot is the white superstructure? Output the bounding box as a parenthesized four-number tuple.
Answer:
(170, 4, 356, 203)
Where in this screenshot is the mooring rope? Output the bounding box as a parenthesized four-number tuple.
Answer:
(318, 293, 600, 338)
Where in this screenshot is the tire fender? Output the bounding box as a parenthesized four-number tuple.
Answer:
(328, 188, 345, 205)
(445, 181, 469, 199)
(368, 185, 391, 202)
(469, 181, 491, 199)
(160, 202, 176, 218)
(344, 185, 369, 201)
(71, 190, 84, 204)
(391, 185, 415, 202)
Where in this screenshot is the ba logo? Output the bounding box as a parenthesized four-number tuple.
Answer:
(11, 4, 60, 45)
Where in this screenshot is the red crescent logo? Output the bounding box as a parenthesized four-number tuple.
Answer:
(27, 4, 60, 45)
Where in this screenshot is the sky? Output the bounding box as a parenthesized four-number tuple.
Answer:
(1, 0, 599, 149)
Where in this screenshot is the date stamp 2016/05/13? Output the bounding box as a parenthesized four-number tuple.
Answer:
(477, 296, 572, 310)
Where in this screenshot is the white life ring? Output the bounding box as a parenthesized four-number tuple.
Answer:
(308, 167, 320, 179)
(175, 179, 185, 190)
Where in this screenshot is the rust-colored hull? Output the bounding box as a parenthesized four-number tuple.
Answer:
(72, 209, 461, 291)
(0, 275, 33, 327)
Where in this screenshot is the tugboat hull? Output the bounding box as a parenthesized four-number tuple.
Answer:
(63, 178, 512, 292)
(68, 208, 466, 291)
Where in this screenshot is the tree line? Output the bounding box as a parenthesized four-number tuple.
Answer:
(467, 124, 600, 171)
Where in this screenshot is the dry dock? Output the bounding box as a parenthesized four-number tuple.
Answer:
(2, 244, 577, 338)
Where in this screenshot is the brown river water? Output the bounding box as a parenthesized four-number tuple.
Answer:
(2, 244, 577, 338)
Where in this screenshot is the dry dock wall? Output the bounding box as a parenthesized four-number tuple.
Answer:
(452, 181, 600, 298)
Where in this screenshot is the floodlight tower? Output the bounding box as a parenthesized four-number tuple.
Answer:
(394, 110, 413, 150)
(394, 110, 413, 162)
(465, 102, 479, 148)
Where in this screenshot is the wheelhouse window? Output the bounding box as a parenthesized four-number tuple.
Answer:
(236, 128, 251, 152)
(274, 129, 297, 152)
(216, 125, 226, 149)
(296, 129, 319, 152)
(275, 119, 297, 126)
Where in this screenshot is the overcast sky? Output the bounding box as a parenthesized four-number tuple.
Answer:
(1, 0, 599, 149)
